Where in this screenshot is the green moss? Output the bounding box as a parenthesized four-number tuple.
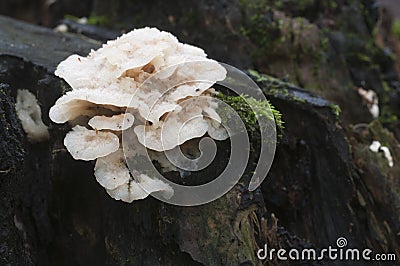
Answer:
(391, 20, 400, 39)
(64, 14, 114, 27)
(64, 14, 80, 21)
(330, 103, 341, 119)
(248, 69, 307, 103)
(320, 36, 330, 50)
(379, 81, 399, 125)
(248, 69, 291, 93)
(216, 93, 284, 139)
(248, 69, 280, 83)
(356, 53, 372, 63)
(87, 15, 113, 27)
(239, 0, 283, 58)
(379, 106, 399, 124)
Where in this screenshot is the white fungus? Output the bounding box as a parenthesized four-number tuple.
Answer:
(16, 89, 50, 143)
(49, 88, 132, 123)
(369, 140, 381, 152)
(369, 140, 394, 167)
(380, 146, 394, 168)
(94, 149, 131, 190)
(134, 102, 210, 151)
(357, 87, 379, 118)
(54, 24, 68, 33)
(88, 113, 134, 131)
(106, 172, 174, 203)
(64, 125, 119, 160)
(206, 119, 229, 140)
(49, 27, 228, 202)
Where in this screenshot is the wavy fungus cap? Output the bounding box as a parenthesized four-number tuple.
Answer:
(64, 125, 119, 160)
(88, 113, 134, 131)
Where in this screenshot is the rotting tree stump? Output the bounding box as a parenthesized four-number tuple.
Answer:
(0, 15, 399, 266)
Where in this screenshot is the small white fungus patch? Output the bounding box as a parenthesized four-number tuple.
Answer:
(369, 140, 381, 153)
(369, 140, 394, 167)
(357, 87, 379, 118)
(16, 89, 49, 143)
(54, 24, 68, 33)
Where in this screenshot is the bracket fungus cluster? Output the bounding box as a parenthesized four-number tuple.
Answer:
(49, 27, 228, 203)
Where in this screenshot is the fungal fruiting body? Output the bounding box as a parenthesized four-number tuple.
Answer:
(357, 87, 379, 118)
(49, 27, 228, 203)
(369, 140, 394, 168)
(16, 89, 50, 143)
